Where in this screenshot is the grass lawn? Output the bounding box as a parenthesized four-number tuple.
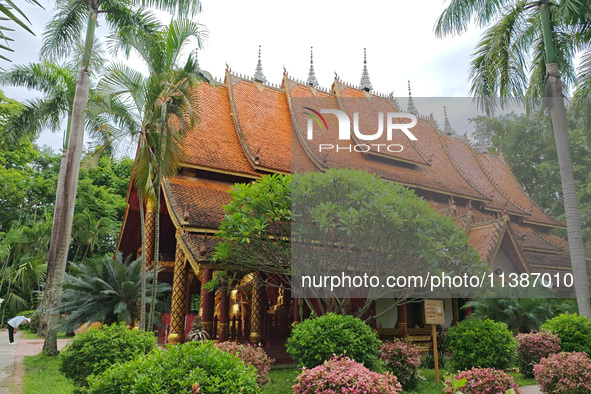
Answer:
(22, 353, 74, 394)
(262, 368, 299, 393)
(19, 331, 70, 340)
(510, 371, 538, 387)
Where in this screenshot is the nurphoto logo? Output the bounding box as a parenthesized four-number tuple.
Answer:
(303, 108, 418, 153)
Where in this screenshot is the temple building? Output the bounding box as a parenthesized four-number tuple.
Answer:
(116, 48, 572, 349)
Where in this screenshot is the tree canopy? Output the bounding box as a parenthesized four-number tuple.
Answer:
(214, 169, 482, 316)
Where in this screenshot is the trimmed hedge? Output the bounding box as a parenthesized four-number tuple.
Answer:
(286, 313, 381, 370)
(541, 313, 591, 355)
(59, 322, 157, 387)
(87, 341, 258, 393)
(445, 318, 516, 371)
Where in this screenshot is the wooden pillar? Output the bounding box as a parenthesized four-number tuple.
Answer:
(293, 298, 300, 324)
(452, 298, 459, 326)
(218, 282, 230, 342)
(398, 303, 408, 338)
(144, 200, 156, 267)
(168, 242, 188, 344)
(185, 272, 194, 317)
(249, 272, 265, 343)
(201, 269, 215, 338)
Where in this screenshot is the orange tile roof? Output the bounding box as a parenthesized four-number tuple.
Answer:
(335, 82, 429, 166)
(164, 175, 233, 229)
(229, 76, 292, 172)
(183, 83, 258, 176)
(442, 136, 529, 216)
(509, 223, 563, 253)
(467, 220, 504, 263)
(286, 79, 487, 200)
(524, 251, 572, 269)
(476, 154, 564, 227)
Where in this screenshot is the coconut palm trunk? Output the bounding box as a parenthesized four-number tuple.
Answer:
(148, 102, 167, 329)
(540, 2, 591, 317)
(138, 192, 147, 330)
(42, 10, 97, 355)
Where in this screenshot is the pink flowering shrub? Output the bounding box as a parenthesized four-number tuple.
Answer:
(379, 339, 421, 391)
(293, 355, 402, 394)
(443, 368, 521, 394)
(515, 330, 560, 378)
(214, 341, 274, 386)
(534, 352, 591, 394)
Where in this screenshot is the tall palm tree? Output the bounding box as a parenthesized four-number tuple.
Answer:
(0, 50, 115, 338)
(96, 18, 210, 330)
(436, 0, 591, 317)
(40, 0, 201, 355)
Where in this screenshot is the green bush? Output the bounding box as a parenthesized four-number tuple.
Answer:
(445, 318, 516, 371)
(541, 312, 591, 355)
(286, 313, 381, 370)
(87, 341, 259, 394)
(59, 322, 157, 387)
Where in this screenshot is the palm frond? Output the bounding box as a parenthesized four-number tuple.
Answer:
(40, 0, 88, 61)
(468, 1, 529, 114)
(435, 0, 512, 37)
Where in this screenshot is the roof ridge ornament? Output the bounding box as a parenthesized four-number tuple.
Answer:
(254, 45, 267, 83)
(443, 106, 455, 135)
(359, 48, 373, 92)
(307, 46, 319, 87)
(407, 80, 418, 115)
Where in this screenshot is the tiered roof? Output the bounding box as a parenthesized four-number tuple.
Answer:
(117, 61, 572, 285)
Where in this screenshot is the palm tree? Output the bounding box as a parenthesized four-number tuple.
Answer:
(0, 51, 116, 338)
(40, 0, 201, 355)
(0, 213, 51, 324)
(436, 0, 591, 317)
(95, 19, 210, 330)
(58, 252, 170, 332)
(0, 0, 43, 62)
(72, 210, 116, 261)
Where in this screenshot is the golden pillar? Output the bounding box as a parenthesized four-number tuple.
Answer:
(144, 199, 156, 267)
(168, 241, 188, 344)
(249, 272, 265, 343)
(201, 269, 215, 337)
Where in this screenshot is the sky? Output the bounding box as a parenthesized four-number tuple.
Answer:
(3, 0, 489, 152)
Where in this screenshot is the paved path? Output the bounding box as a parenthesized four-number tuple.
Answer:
(521, 385, 542, 394)
(0, 330, 71, 393)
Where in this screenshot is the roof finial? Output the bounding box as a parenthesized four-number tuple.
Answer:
(443, 106, 455, 135)
(307, 46, 319, 87)
(359, 48, 373, 92)
(254, 45, 267, 83)
(407, 80, 418, 115)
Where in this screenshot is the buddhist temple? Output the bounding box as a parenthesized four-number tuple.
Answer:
(115, 49, 572, 351)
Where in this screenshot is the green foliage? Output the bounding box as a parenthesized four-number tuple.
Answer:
(541, 312, 591, 355)
(465, 296, 577, 334)
(215, 170, 481, 315)
(86, 341, 259, 394)
(59, 253, 170, 331)
(472, 112, 591, 249)
(0, 141, 131, 321)
(59, 322, 157, 387)
(286, 312, 381, 371)
(445, 318, 516, 371)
